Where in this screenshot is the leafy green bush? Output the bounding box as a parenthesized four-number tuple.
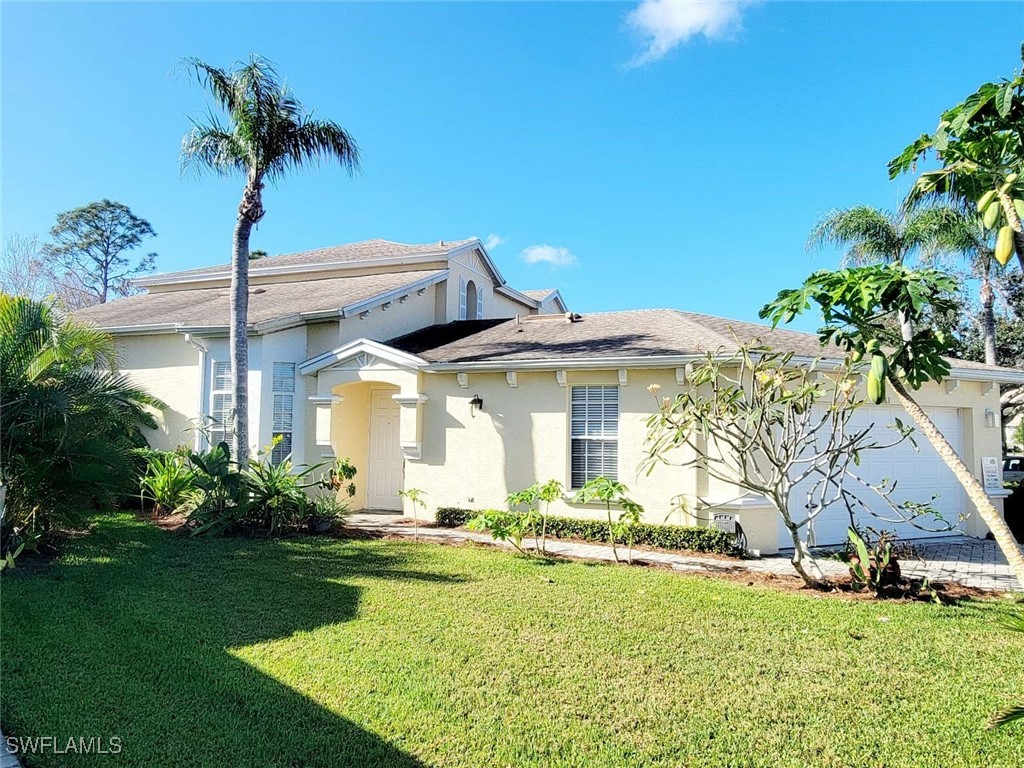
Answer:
(0, 294, 162, 560)
(437, 508, 737, 554)
(182, 444, 357, 537)
(139, 451, 195, 514)
(468, 509, 539, 555)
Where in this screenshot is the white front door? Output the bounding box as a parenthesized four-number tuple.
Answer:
(367, 389, 403, 510)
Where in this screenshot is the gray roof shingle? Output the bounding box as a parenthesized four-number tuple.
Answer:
(389, 309, 1022, 376)
(143, 238, 476, 283)
(75, 269, 445, 330)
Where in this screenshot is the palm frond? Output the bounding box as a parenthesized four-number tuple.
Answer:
(808, 207, 902, 265)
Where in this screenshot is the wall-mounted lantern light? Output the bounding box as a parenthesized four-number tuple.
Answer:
(985, 407, 997, 428)
(469, 394, 484, 416)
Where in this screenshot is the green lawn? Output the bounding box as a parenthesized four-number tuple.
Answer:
(2, 515, 1024, 767)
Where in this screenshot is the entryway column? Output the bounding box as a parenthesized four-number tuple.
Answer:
(308, 394, 343, 454)
(392, 394, 427, 460)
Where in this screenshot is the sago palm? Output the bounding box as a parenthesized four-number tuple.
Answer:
(180, 55, 360, 463)
(0, 295, 161, 553)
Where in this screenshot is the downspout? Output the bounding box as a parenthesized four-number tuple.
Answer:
(184, 333, 208, 451)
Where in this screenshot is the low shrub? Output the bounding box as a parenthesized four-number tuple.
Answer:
(139, 450, 195, 514)
(436, 507, 737, 554)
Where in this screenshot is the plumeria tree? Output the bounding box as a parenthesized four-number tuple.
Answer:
(761, 263, 1024, 588)
(643, 345, 936, 588)
(180, 56, 360, 463)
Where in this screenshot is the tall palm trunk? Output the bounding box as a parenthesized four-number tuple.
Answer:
(888, 375, 1024, 588)
(230, 177, 264, 465)
(980, 276, 997, 366)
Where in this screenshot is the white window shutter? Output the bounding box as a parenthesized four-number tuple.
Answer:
(476, 289, 484, 320)
(459, 276, 467, 320)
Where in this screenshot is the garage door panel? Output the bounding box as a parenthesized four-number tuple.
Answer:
(780, 405, 965, 546)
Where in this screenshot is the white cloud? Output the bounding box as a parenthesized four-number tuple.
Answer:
(520, 244, 578, 268)
(483, 233, 506, 251)
(626, 0, 751, 66)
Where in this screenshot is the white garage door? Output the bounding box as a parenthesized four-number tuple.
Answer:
(779, 406, 965, 547)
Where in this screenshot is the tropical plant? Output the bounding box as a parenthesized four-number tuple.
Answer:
(244, 454, 317, 534)
(505, 486, 541, 544)
(537, 479, 563, 553)
(761, 263, 1024, 588)
(505, 479, 563, 554)
(41, 199, 157, 306)
(398, 488, 426, 541)
(180, 55, 360, 464)
(842, 527, 901, 595)
(573, 477, 643, 564)
(139, 451, 195, 515)
(179, 442, 248, 537)
(306, 456, 357, 531)
(890, 48, 1024, 268)
(467, 509, 537, 555)
(808, 205, 970, 340)
(0, 294, 162, 559)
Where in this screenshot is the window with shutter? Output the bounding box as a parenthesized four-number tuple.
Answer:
(208, 361, 233, 449)
(569, 385, 619, 488)
(271, 362, 295, 464)
(476, 289, 484, 320)
(458, 275, 467, 320)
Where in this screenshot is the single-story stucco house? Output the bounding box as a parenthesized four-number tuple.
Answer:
(76, 237, 1024, 554)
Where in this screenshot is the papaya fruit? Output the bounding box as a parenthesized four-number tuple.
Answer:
(984, 199, 1002, 229)
(996, 225, 1014, 266)
(978, 190, 998, 212)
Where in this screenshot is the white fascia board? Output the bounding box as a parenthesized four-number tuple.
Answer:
(339, 270, 449, 317)
(547, 290, 568, 313)
(299, 338, 428, 376)
(426, 354, 708, 373)
(93, 323, 182, 336)
(447, 239, 506, 285)
(135, 253, 451, 288)
(425, 351, 1024, 384)
(493, 284, 540, 308)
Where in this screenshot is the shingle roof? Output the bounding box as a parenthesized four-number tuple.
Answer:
(74, 269, 445, 330)
(142, 238, 477, 283)
(388, 309, 1022, 377)
(521, 289, 557, 301)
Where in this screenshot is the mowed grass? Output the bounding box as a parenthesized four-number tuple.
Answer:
(3, 516, 1024, 768)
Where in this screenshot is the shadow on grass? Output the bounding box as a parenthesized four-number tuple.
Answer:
(0, 516, 459, 767)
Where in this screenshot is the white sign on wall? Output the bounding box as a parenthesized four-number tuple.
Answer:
(981, 456, 1003, 494)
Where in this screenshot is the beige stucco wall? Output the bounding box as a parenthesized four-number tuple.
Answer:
(394, 367, 1008, 554)
(116, 333, 201, 451)
(404, 367, 699, 524)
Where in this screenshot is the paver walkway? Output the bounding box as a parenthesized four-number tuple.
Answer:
(346, 513, 1022, 591)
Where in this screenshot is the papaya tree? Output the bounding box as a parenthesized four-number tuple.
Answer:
(890, 48, 1024, 268)
(761, 263, 1024, 588)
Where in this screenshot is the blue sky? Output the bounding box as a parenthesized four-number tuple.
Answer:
(2, 2, 1022, 329)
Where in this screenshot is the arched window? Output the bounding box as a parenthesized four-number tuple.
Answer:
(465, 280, 479, 320)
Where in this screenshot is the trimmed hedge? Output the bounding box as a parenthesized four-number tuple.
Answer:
(435, 507, 737, 554)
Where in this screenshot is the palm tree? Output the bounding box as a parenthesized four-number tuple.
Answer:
(0, 295, 161, 557)
(180, 56, 360, 463)
(927, 207, 1007, 366)
(808, 206, 959, 340)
